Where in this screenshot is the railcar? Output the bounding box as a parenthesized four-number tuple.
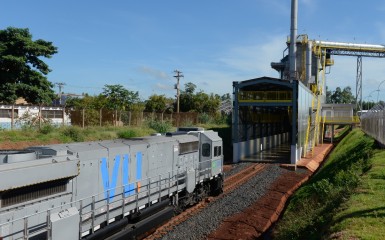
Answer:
(0, 128, 223, 240)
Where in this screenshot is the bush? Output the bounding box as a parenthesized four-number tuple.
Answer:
(198, 113, 210, 124)
(61, 126, 85, 142)
(39, 124, 56, 134)
(118, 129, 138, 139)
(146, 120, 172, 133)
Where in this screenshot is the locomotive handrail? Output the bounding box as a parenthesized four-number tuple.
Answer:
(0, 159, 220, 239)
(0, 169, 185, 239)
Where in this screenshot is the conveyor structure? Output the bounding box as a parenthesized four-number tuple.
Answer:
(233, 0, 385, 164)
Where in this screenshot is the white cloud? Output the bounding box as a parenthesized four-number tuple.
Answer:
(137, 66, 171, 80)
(218, 34, 286, 77)
(155, 83, 174, 91)
(154, 34, 288, 97)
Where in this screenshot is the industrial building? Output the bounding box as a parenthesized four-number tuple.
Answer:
(232, 0, 385, 164)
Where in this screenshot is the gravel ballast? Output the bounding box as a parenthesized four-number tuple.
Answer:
(160, 164, 286, 240)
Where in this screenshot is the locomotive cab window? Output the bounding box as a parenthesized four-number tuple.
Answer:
(214, 146, 222, 157)
(202, 143, 211, 157)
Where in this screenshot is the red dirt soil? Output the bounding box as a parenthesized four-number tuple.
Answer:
(208, 144, 333, 240)
(0, 140, 61, 150)
(207, 169, 312, 240)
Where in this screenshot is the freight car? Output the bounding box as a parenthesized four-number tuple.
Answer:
(0, 127, 223, 240)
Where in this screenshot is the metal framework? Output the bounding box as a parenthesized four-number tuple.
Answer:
(314, 41, 385, 114)
(356, 56, 363, 112)
(328, 50, 385, 58)
(232, 77, 298, 163)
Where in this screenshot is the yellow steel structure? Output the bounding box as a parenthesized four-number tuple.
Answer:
(314, 41, 385, 55)
(302, 38, 379, 156)
(238, 91, 292, 103)
(303, 91, 315, 156)
(302, 42, 327, 156)
(322, 116, 360, 124)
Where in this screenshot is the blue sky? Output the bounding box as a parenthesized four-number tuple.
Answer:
(1, 0, 385, 101)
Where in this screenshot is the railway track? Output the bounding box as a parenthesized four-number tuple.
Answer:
(144, 163, 267, 240)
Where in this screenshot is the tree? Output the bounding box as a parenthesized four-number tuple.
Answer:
(179, 82, 196, 112)
(326, 86, 332, 103)
(178, 82, 221, 114)
(102, 84, 140, 111)
(221, 93, 231, 101)
(330, 87, 342, 103)
(0, 27, 58, 104)
(145, 94, 174, 112)
(341, 86, 355, 104)
(329, 86, 355, 104)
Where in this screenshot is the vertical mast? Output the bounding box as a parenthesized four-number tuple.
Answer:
(289, 0, 298, 80)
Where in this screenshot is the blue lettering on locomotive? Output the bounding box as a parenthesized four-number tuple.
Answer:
(100, 152, 142, 200)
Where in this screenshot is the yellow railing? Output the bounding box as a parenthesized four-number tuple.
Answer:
(303, 92, 315, 156)
(238, 91, 292, 103)
(322, 116, 360, 124)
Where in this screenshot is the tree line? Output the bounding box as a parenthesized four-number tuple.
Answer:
(326, 86, 378, 110)
(0, 27, 229, 116)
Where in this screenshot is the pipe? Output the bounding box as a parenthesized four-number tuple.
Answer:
(306, 41, 313, 86)
(289, 0, 298, 80)
(315, 41, 385, 51)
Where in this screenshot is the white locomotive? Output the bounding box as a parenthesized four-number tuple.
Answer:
(0, 127, 223, 240)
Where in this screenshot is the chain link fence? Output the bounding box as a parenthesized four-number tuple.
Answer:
(68, 109, 202, 128)
(361, 102, 385, 145)
(1, 104, 230, 130)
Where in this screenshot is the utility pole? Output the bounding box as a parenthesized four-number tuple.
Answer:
(55, 82, 66, 105)
(173, 70, 184, 113)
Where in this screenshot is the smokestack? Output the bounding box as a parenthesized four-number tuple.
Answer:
(289, 0, 298, 80)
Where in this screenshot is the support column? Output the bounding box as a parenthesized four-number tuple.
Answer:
(232, 82, 240, 163)
(291, 81, 298, 164)
(355, 56, 363, 113)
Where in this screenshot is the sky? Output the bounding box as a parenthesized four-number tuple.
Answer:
(1, 0, 385, 101)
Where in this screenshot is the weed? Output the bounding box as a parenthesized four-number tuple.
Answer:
(118, 129, 138, 139)
(61, 126, 85, 142)
(39, 124, 56, 134)
(146, 120, 172, 133)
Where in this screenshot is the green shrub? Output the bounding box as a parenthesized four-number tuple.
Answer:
(180, 119, 194, 127)
(146, 120, 172, 133)
(118, 129, 138, 139)
(198, 113, 210, 124)
(311, 178, 334, 199)
(61, 126, 85, 142)
(39, 124, 56, 134)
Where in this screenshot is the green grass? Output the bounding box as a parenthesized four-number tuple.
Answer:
(0, 122, 230, 149)
(334, 125, 351, 138)
(328, 149, 385, 240)
(272, 129, 375, 240)
(0, 125, 157, 145)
